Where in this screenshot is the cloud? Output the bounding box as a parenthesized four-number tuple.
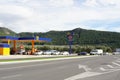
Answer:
(82, 0, 120, 7)
(49, 0, 74, 7)
(0, 3, 35, 32)
(0, 0, 120, 33)
(0, 5, 33, 18)
(0, 22, 4, 26)
(82, 0, 99, 7)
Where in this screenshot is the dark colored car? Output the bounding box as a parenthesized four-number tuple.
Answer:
(78, 52, 88, 55)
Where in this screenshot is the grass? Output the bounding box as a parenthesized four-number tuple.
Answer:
(0, 55, 79, 62)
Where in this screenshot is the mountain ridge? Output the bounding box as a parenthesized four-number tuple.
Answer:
(0, 27, 16, 36)
(0, 27, 120, 48)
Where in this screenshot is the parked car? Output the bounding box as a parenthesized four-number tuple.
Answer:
(113, 52, 120, 55)
(51, 50, 60, 55)
(34, 51, 43, 55)
(78, 52, 88, 55)
(43, 50, 57, 55)
(43, 50, 52, 55)
(60, 51, 69, 55)
(16, 49, 25, 55)
(103, 52, 109, 55)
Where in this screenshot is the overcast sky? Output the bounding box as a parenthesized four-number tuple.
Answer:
(0, 0, 120, 33)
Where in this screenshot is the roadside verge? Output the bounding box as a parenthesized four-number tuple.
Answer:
(0, 55, 97, 65)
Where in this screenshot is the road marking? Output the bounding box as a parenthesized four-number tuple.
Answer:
(78, 64, 91, 72)
(65, 68, 120, 80)
(1, 74, 21, 79)
(107, 65, 114, 68)
(64, 72, 101, 80)
(112, 62, 120, 67)
(100, 67, 106, 71)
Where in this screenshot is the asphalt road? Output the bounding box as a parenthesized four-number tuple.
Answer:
(0, 55, 120, 80)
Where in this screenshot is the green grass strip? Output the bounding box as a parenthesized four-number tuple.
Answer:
(0, 55, 79, 62)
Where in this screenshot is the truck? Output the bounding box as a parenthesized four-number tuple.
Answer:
(90, 49, 103, 55)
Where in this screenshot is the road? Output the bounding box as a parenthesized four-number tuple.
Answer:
(0, 55, 120, 80)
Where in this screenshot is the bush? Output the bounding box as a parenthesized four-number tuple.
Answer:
(24, 45, 113, 53)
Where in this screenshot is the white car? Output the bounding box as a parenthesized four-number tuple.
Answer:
(51, 50, 60, 55)
(113, 52, 120, 55)
(34, 51, 43, 55)
(61, 51, 69, 55)
(54, 51, 60, 55)
(44, 50, 60, 55)
(44, 50, 52, 55)
(16, 49, 25, 55)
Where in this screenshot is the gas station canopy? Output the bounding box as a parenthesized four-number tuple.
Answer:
(0, 36, 51, 42)
(0, 36, 52, 55)
(0, 36, 18, 40)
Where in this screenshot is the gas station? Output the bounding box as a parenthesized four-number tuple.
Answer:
(0, 36, 51, 56)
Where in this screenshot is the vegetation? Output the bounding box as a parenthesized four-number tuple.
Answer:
(19, 28, 120, 49)
(23, 45, 113, 53)
(0, 56, 78, 62)
(0, 27, 16, 36)
(0, 27, 120, 51)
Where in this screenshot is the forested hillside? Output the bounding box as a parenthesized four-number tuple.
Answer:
(18, 28, 120, 48)
(0, 27, 120, 48)
(0, 27, 16, 36)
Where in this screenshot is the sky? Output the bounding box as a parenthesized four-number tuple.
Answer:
(0, 0, 120, 33)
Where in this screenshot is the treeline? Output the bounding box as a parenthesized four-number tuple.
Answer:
(19, 28, 120, 48)
(0, 27, 120, 49)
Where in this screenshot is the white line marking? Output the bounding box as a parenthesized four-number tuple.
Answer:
(1, 74, 21, 79)
(100, 67, 106, 71)
(64, 72, 101, 80)
(112, 62, 120, 67)
(107, 65, 114, 68)
(65, 68, 120, 80)
(78, 64, 91, 72)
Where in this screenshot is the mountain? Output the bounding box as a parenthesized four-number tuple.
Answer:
(0, 27, 120, 48)
(0, 27, 16, 36)
(19, 28, 120, 48)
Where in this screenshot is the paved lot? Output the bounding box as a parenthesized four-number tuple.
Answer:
(0, 55, 120, 80)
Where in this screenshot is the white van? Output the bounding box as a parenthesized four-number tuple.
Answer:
(90, 49, 103, 55)
(113, 48, 120, 55)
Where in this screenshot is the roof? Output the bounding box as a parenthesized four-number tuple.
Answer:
(39, 38, 51, 42)
(0, 36, 51, 42)
(0, 36, 18, 40)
